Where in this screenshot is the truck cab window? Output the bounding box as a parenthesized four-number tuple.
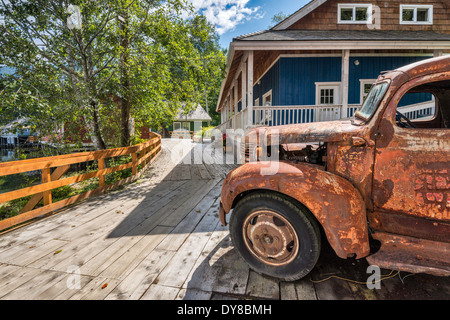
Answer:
(396, 79, 450, 129)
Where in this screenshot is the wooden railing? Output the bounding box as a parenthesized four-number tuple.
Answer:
(253, 105, 362, 126)
(0, 132, 162, 232)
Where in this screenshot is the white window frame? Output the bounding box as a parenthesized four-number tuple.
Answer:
(400, 4, 433, 25)
(359, 79, 377, 104)
(315, 82, 342, 105)
(262, 90, 272, 106)
(173, 122, 181, 131)
(338, 3, 373, 24)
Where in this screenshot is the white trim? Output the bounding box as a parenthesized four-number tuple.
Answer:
(262, 90, 273, 106)
(359, 79, 377, 104)
(338, 4, 373, 25)
(400, 4, 433, 25)
(173, 122, 181, 131)
(315, 82, 342, 105)
(255, 98, 260, 107)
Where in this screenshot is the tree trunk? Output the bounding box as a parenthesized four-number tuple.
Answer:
(85, 101, 107, 150)
(119, 5, 131, 147)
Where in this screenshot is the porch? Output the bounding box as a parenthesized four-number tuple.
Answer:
(215, 34, 447, 132)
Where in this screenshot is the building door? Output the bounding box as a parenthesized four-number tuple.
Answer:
(315, 82, 341, 121)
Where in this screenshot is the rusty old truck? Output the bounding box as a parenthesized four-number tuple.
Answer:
(218, 55, 450, 281)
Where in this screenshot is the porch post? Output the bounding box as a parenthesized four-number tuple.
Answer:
(234, 79, 239, 129)
(247, 50, 254, 128)
(341, 49, 350, 119)
(434, 50, 443, 57)
(241, 63, 247, 130)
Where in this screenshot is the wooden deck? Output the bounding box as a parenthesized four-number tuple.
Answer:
(0, 139, 448, 300)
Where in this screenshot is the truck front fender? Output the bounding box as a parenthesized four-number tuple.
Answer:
(219, 161, 370, 259)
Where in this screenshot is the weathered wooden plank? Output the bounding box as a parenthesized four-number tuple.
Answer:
(211, 248, 250, 296)
(294, 277, 317, 300)
(156, 182, 222, 252)
(68, 276, 120, 300)
(198, 164, 213, 180)
(96, 226, 172, 279)
(0, 267, 42, 298)
(177, 288, 212, 300)
(140, 284, 180, 300)
(160, 179, 219, 228)
(245, 271, 280, 300)
(182, 229, 230, 293)
(105, 249, 175, 300)
(2, 239, 68, 266)
(280, 282, 297, 300)
(36, 273, 94, 300)
(155, 199, 221, 288)
(48, 181, 188, 274)
(0, 269, 67, 300)
(0, 265, 22, 284)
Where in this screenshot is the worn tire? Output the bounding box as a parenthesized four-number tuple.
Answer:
(229, 192, 321, 281)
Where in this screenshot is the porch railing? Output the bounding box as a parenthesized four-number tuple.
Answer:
(398, 101, 436, 120)
(253, 105, 361, 127)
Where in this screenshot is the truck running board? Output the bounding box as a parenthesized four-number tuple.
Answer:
(366, 232, 450, 277)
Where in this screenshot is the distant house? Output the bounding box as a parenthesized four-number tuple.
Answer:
(0, 118, 32, 148)
(170, 103, 212, 135)
(216, 0, 450, 131)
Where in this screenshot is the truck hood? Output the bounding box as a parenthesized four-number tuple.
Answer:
(247, 119, 360, 145)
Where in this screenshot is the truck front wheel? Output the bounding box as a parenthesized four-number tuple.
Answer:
(229, 192, 321, 281)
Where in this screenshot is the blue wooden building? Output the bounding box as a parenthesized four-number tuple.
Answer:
(216, 0, 450, 131)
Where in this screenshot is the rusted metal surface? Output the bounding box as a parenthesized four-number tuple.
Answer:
(367, 232, 450, 277)
(243, 209, 299, 266)
(220, 55, 450, 276)
(220, 161, 371, 259)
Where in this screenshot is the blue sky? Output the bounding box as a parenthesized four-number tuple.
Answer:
(188, 0, 311, 49)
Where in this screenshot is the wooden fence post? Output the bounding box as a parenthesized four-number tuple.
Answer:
(98, 158, 105, 188)
(132, 152, 137, 176)
(42, 168, 52, 205)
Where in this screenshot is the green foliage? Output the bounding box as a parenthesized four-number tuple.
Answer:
(0, 0, 226, 148)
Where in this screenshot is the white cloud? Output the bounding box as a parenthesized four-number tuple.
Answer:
(188, 0, 264, 35)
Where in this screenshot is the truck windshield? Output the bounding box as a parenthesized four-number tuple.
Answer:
(355, 82, 390, 121)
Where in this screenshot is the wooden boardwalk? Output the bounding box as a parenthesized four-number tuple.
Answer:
(0, 139, 448, 300)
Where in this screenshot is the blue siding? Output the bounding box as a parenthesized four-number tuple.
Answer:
(279, 57, 342, 105)
(348, 56, 432, 105)
(253, 55, 433, 108)
(253, 60, 281, 106)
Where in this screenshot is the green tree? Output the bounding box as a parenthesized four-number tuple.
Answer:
(0, 0, 226, 149)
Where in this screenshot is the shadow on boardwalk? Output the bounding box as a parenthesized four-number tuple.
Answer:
(184, 232, 450, 300)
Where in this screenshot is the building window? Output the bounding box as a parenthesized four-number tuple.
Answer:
(320, 89, 335, 104)
(360, 79, 376, 104)
(400, 5, 433, 25)
(338, 4, 373, 24)
(315, 83, 341, 105)
(173, 122, 181, 131)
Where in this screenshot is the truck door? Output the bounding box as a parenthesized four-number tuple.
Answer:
(371, 75, 450, 242)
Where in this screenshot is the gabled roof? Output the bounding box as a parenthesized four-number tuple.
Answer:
(271, 0, 327, 30)
(175, 104, 212, 122)
(235, 30, 450, 42)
